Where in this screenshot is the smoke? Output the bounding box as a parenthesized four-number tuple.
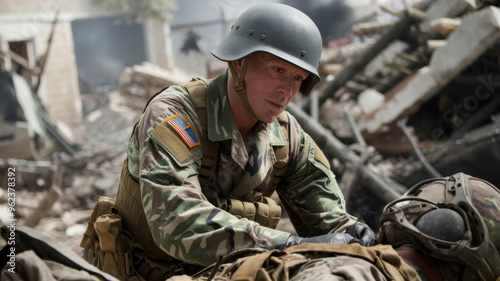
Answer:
(281, 0, 355, 45)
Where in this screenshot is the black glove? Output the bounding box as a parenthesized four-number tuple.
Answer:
(346, 222, 377, 246)
(284, 233, 362, 249)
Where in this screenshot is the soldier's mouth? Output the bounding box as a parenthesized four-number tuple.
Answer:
(268, 100, 283, 111)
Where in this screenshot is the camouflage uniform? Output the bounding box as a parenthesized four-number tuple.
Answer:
(125, 72, 355, 266)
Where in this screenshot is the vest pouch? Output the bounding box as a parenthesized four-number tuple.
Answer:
(225, 199, 256, 221)
(80, 196, 117, 250)
(223, 197, 282, 229)
(94, 214, 134, 280)
(254, 196, 281, 229)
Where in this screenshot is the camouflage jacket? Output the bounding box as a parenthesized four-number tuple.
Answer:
(126, 72, 355, 266)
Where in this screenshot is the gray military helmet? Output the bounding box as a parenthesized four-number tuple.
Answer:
(211, 3, 322, 95)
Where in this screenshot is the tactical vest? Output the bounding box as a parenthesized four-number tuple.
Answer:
(115, 78, 290, 262)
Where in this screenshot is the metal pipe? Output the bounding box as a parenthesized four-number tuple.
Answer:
(343, 101, 366, 147)
(398, 117, 442, 178)
(310, 89, 319, 122)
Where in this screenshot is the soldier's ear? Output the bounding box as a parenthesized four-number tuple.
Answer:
(230, 59, 244, 75)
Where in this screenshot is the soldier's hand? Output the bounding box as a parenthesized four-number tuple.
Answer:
(284, 233, 362, 248)
(346, 222, 377, 246)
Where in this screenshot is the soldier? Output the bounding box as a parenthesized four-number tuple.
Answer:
(82, 3, 376, 280)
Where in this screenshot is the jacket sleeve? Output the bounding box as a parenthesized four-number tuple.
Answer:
(277, 113, 358, 237)
(127, 86, 290, 266)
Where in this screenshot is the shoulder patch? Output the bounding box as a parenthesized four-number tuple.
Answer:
(151, 115, 201, 167)
(165, 114, 200, 148)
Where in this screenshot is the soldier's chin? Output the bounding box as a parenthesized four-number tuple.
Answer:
(261, 115, 277, 124)
(262, 110, 283, 123)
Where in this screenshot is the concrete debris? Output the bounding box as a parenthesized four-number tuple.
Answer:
(0, 122, 36, 160)
(93, 175, 119, 191)
(23, 167, 64, 228)
(65, 224, 88, 238)
(352, 22, 395, 37)
(357, 89, 385, 114)
(419, 0, 476, 33)
(429, 18, 462, 36)
(119, 62, 192, 109)
(358, 6, 500, 134)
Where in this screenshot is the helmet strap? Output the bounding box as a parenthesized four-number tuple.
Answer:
(228, 59, 261, 122)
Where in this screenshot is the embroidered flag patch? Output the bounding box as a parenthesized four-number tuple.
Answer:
(166, 114, 200, 148)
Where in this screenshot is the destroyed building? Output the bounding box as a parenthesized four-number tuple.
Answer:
(0, 0, 196, 256)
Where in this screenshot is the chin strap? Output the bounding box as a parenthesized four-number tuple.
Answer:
(228, 59, 261, 121)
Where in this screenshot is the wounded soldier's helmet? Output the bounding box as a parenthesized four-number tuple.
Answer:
(378, 172, 500, 281)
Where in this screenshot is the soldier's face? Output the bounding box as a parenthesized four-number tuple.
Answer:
(237, 52, 309, 123)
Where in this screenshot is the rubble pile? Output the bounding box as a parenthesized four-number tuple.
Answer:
(296, 0, 500, 225)
(119, 62, 192, 110)
(0, 91, 140, 254)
